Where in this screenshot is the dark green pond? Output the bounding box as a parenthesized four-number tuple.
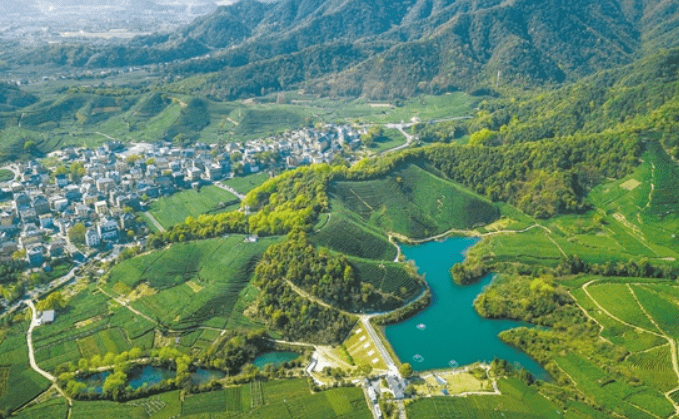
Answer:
(385, 237, 550, 381)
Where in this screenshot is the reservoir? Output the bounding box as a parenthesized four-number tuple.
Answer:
(385, 237, 550, 381)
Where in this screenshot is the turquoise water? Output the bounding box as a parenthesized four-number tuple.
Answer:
(252, 351, 300, 368)
(127, 365, 175, 389)
(77, 365, 225, 392)
(190, 367, 226, 385)
(385, 237, 550, 381)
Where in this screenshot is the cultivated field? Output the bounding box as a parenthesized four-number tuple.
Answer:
(329, 164, 499, 239)
(148, 185, 239, 229)
(406, 378, 562, 418)
(106, 235, 281, 330)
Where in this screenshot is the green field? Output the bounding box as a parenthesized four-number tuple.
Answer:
(26, 379, 370, 419)
(406, 378, 562, 419)
(148, 185, 240, 229)
(329, 164, 500, 239)
(107, 235, 281, 329)
(0, 321, 51, 413)
(222, 172, 270, 195)
(76, 328, 131, 358)
(311, 210, 397, 261)
(0, 169, 14, 182)
(556, 353, 672, 419)
(13, 398, 69, 419)
(368, 128, 407, 154)
(563, 278, 679, 416)
(349, 256, 424, 304)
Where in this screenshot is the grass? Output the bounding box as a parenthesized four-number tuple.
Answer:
(0, 321, 51, 413)
(406, 378, 562, 418)
(70, 400, 148, 419)
(76, 328, 131, 358)
(367, 128, 407, 153)
(630, 285, 679, 337)
(182, 390, 226, 416)
(586, 283, 659, 332)
(222, 172, 269, 195)
(329, 163, 499, 239)
(570, 285, 666, 353)
(12, 398, 69, 419)
(148, 185, 239, 229)
(626, 345, 677, 393)
(107, 235, 282, 329)
(556, 353, 671, 419)
(413, 371, 490, 396)
(342, 325, 388, 371)
(0, 169, 14, 182)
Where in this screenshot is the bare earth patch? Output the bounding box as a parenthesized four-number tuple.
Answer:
(620, 179, 642, 191)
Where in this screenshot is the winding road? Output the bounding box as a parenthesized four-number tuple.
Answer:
(24, 300, 72, 406)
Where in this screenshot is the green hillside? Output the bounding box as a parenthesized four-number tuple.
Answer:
(106, 235, 281, 330)
(329, 164, 500, 239)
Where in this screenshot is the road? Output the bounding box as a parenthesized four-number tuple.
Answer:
(360, 315, 399, 376)
(143, 211, 166, 232)
(0, 163, 20, 183)
(24, 300, 56, 382)
(381, 123, 416, 155)
(24, 300, 72, 406)
(381, 116, 473, 156)
(3, 261, 84, 319)
(215, 182, 245, 201)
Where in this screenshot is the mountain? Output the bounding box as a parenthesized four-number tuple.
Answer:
(9, 0, 679, 99)
(0, 83, 38, 112)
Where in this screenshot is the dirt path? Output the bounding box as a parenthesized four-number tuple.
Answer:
(215, 182, 245, 200)
(143, 211, 166, 232)
(582, 280, 679, 414)
(283, 279, 356, 317)
(98, 286, 158, 325)
(645, 162, 655, 209)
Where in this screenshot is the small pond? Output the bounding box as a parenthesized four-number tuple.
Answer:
(252, 351, 300, 368)
(77, 365, 225, 392)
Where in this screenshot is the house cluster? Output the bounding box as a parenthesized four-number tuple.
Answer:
(0, 123, 363, 262)
(248, 123, 362, 168)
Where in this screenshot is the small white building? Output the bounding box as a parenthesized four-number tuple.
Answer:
(85, 228, 100, 247)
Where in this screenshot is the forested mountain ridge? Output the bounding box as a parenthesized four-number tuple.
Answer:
(10, 0, 679, 99)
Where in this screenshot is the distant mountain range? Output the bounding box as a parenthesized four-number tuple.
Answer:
(9, 0, 679, 98)
(0, 0, 218, 16)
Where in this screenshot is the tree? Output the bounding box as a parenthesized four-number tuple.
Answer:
(68, 223, 86, 245)
(399, 363, 413, 377)
(36, 291, 66, 311)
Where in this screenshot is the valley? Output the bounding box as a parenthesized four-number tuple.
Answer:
(1, 0, 679, 418)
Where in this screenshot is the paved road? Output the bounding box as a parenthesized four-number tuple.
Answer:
(360, 315, 399, 376)
(381, 123, 416, 155)
(3, 262, 83, 319)
(24, 300, 73, 406)
(24, 300, 56, 382)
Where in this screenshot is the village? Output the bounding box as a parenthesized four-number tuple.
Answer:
(0, 123, 364, 308)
